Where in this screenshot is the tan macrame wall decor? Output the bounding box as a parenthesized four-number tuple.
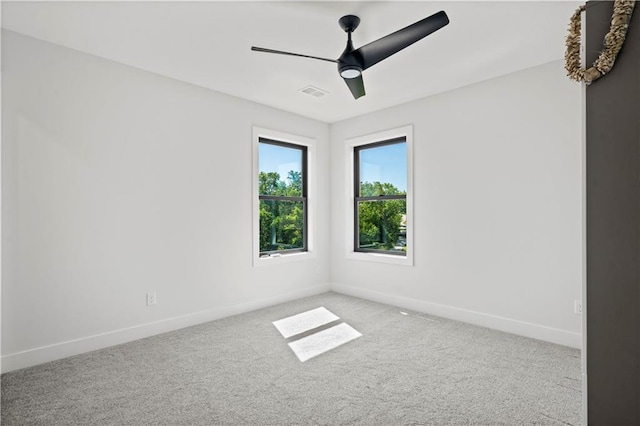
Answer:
(565, 0, 636, 84)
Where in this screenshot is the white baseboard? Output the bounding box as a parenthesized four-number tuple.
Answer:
(331, 283, 581, 349)
(1, 283, 331, 373)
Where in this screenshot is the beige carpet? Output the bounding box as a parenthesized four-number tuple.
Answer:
(2, 292, 582, 425)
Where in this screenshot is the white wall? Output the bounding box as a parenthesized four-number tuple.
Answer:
(330, 61, 583, 347)
(1, 31, 331, 371)
(1, 30, 583, 372)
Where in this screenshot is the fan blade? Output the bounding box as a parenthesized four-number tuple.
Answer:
(251, 47, 338, 63)
(343, 75, 366, 99)
(354, 11, 449, 70)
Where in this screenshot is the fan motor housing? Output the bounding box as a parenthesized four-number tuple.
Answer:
(338, 56, 363, 78)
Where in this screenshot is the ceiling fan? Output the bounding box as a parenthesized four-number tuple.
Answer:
(251, 11, 449, 99)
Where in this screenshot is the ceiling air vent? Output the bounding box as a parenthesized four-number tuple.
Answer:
(299, 85, 329, 98)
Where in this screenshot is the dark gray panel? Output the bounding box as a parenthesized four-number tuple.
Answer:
(586, 1, 640, 423)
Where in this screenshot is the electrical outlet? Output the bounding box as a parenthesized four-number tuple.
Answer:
(574, 300, 582, 315)
(146, 292, 157, 306)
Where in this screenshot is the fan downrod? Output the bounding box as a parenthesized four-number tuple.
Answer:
(339, 15, 360, 33)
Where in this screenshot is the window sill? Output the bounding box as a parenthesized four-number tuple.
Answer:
(345, 251, 413, 266)
(254, 251, 316, 267)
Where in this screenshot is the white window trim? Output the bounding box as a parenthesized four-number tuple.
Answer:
(252, 126, 317, 267)
(345, 125, 414, 266)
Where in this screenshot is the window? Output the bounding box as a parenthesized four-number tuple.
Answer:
(346, 125, 413, 265)
(258, 137, 307, 256)
(354, 138, 407, 255)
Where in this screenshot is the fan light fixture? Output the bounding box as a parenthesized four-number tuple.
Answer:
(251, 11, 449, 99)
(340, 67, 362, 79)
(340, 68, 362, 78)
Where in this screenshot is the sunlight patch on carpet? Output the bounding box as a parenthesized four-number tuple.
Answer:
(287, 322, 362, 362)
(272, 307, 340, 338)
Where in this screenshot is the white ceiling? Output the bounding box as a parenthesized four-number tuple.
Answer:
(2, 1, 580, 123)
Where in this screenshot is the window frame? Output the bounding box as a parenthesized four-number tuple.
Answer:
(258, 138, 308, 256)
(252, 127, 316, 266)
(345, 125, 414, 266)
(353, 137, 407, 256)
